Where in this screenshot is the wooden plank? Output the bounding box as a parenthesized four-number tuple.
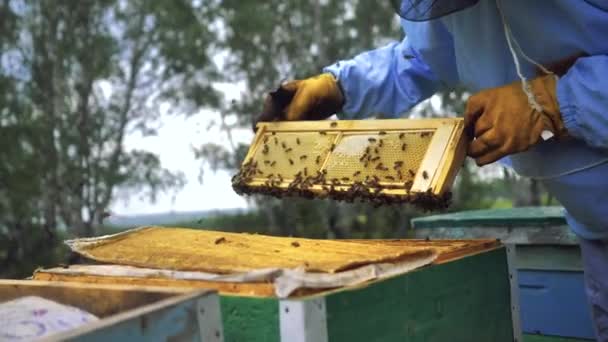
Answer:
(256, 118, 452, 132)
(47, 290, 222, 342)
(434, 119, 468, 194)
(33, 272, 277, 297)
(0, 280, 190, 317)
(323, 248, 513, 341)
(410, 123, 456, 193)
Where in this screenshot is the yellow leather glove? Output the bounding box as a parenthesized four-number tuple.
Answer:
(464, 75, 568, 166)
(254, 73, 344, 130)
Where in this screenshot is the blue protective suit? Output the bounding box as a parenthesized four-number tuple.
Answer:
(323, 0, 608, 338)
(324, 0, 608, 239)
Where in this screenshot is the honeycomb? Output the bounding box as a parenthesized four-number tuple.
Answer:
(324, 131, 433, 185)
(251, 131, 336, 180)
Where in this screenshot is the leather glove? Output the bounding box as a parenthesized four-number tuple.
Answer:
(464, 74, 568, 166)
(254, 73, 344, 130)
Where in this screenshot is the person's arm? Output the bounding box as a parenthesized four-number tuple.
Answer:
(558, 55, 608, 149)
(324, 20, 458, 119)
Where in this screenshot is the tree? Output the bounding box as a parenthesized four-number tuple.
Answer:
(0, 0, 219, 277)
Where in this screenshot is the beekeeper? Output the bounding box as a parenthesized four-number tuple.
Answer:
(255, 0, 608, 339)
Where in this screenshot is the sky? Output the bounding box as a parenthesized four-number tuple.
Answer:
(110, 108, 253, 216)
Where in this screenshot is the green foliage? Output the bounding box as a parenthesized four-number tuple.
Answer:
(0, 0, 218, 277)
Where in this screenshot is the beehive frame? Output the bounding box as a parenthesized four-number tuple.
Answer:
(233, 118, 468, 208)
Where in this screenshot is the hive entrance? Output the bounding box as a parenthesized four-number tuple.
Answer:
(233, 119, 467, 210)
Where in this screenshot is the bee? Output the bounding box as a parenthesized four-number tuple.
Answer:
(353, 171, 361, 177)
(316, 156, 321, 164)
(379, 131, 387, 135)
(272, 132, 276, 135)
(330, 122, 338, 127)
(375, 163, 385, 170)
(368, 138, 377, 143)
(304, 167, 308, 176)
(263, 136, 269, 143)
(401, 143, 407, 151)
(262, 145, 269, 154)
(214, 237, 227, 245)
(422, 170, 429, 179)
(267, 173, 274, 178)
(264, 160, 271, 165)
(300, 155, 307, 160)
(359, 154, 368, 162)
(394, 161, 404, 169)
(399, 133, 405, 139)
(374, 147, 379, 154)
(274, 137, 278, 145)
(289, 159, 294, 165)
(364, 162, 369, 168)
(319, 131, 327, 135)
(330, 144, 335, 151)
(257, 170, 264, 175)
(421, 132, 430, 138)
(296, 138, 301, 145)
(281, 142, 287, 149)
(285, 147, 293, 153)
(408, 169, 416, 177)
(341, 177, 350, 182)
(385, 176, 395, 181)
(291, 241, 300, 247)
(398, 170, 403, 180)
(379, 139, 384, 147)
(270, 161, 276, 167)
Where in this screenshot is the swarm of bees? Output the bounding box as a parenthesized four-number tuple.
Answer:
(230, 131, 449, 210)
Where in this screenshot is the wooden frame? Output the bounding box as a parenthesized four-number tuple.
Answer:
(0, 280, 223, 341)
(244, 118, 468, 197)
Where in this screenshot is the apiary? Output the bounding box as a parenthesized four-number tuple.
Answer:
(32, 227, 517, 341)
(233, 118, 468, 210)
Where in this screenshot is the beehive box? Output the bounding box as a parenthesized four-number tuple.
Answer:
(0, 280, 223, 341)
(412, 207, 594, 341)
(233, 118, 468, 209)
(33, 230, 515, 342)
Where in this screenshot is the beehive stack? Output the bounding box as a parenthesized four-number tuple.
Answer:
(233, 118, 468, 210)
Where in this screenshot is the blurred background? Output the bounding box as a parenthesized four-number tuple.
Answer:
(0, 0, 558, 278)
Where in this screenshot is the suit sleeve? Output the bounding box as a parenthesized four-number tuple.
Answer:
(558, 55, 608, 149)
(323, 20, 458, 119)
